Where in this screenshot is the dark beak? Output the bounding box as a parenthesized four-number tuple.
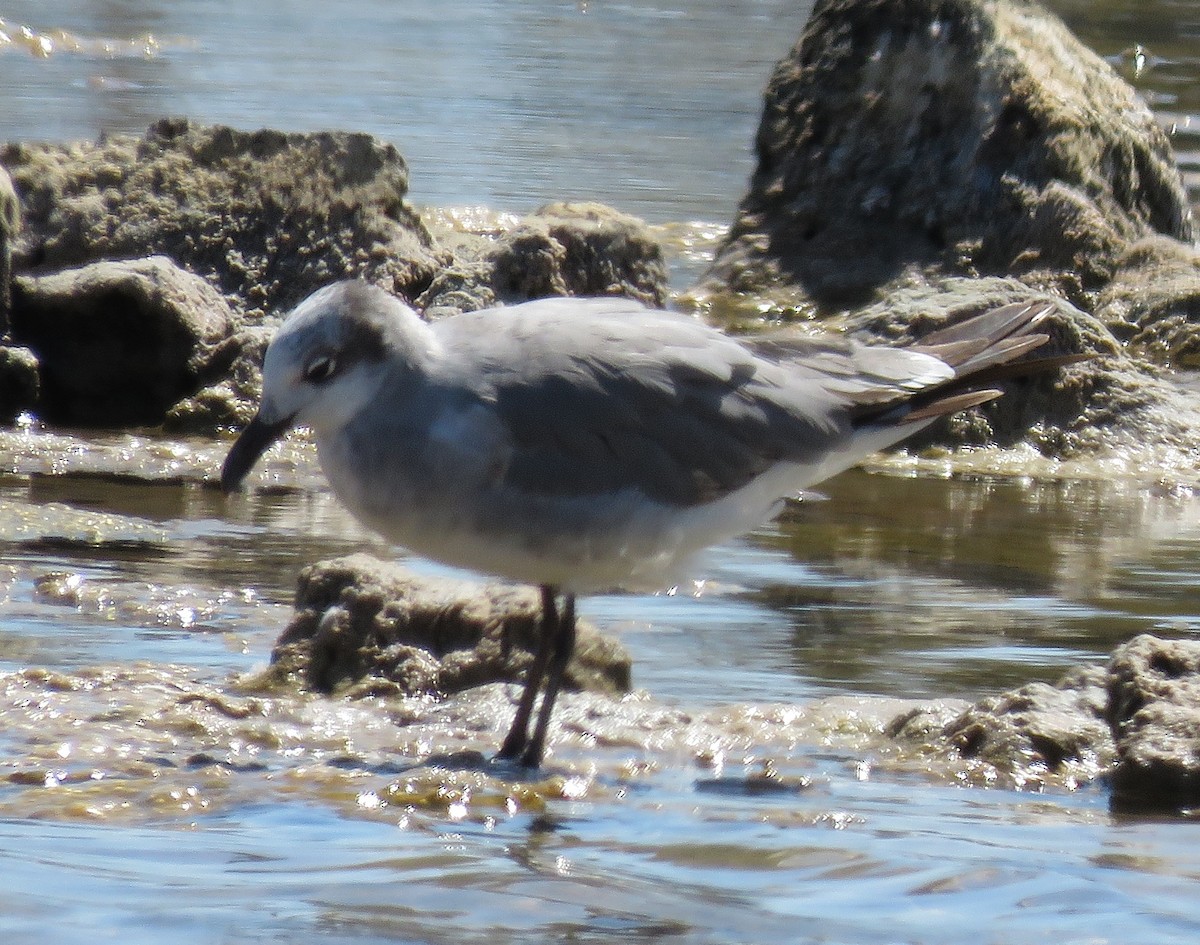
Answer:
(220, 414, 293, 493)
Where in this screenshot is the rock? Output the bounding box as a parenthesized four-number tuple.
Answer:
(3, 117, 446, 319)
(687, 0, 1200, 463)
(10, 256, 234, 426)
(885, 634, 1200, 807)
(1107, 634, 1200, 809)
(262, 553, 633, 700)
(884, 699, 971, 741)
(0, 119, 667, 432)
(490, 202, 667, 307)
(0, 164, 19, 339)
(419, 201, 667, 317)
(0, 344, 39, 423)
(844, 277, 1106, 450)
(1095, 237, 1200, 367)
(941, 665, 1114, 776)
(703, 0, 1192, 307)
(163, 324, 275, 433)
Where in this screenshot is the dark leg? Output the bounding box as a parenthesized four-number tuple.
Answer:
(497, 585, 558, 761)
(521, 593, 576, 768)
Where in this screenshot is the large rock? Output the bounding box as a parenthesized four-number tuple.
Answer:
(262, 553, 633, 700)
(418, 202, 668, 318)
(1107, 634, 1200, 809)
(10, 256, 234, 426)
(704, 0, 1192, 307)
(2, 118, 446, 319)
(693, 0, 1200, 462)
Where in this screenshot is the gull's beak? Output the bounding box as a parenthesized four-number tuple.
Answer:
(220, 414, 293, 494)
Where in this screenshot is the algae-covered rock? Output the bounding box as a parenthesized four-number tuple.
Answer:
(263, 553, 632, 700)
(11, 256, 234, 426)
(3, 117, 446, 319)
(0, 115, 668, 432)
(704, 0, 1192, 306)
(687, 0, 1200, 462)
(419, 201, 667, 318)
(1107, 634, 1200, 810)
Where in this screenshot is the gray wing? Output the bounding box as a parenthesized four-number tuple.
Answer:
(741, 332, 955, 407)
(432, 298, 854, 508)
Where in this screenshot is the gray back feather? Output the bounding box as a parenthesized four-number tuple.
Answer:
(432, 298, 850, 506)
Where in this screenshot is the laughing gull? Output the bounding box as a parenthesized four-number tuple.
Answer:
(222, 280, 1058, 767)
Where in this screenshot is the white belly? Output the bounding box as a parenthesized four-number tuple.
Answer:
(317, 427, 802, 592)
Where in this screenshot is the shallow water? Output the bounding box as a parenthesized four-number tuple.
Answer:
(3, 2, 1200, 944)
(4, 435, 1200, 943)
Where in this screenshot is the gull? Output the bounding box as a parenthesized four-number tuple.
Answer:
(222, 281, 1058, 767)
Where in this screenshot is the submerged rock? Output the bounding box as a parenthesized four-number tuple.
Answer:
(3, 117, 447, 319)
(884, 666, 1114, 791)
(1107, 634, 1200, 809)
(10, 256, 234, 426)
(262, 553, 632, 700)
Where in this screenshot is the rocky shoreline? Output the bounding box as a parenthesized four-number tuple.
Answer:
(2, 0, 1199, 812)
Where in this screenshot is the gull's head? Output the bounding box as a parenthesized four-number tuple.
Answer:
(221, 280, 426, 493)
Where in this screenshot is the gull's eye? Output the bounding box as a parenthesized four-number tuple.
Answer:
(303, 355, 338, 384)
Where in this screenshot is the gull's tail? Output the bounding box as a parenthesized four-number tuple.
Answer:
(766, 300, 1086, 491)
(849, 301, 1084, 428)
